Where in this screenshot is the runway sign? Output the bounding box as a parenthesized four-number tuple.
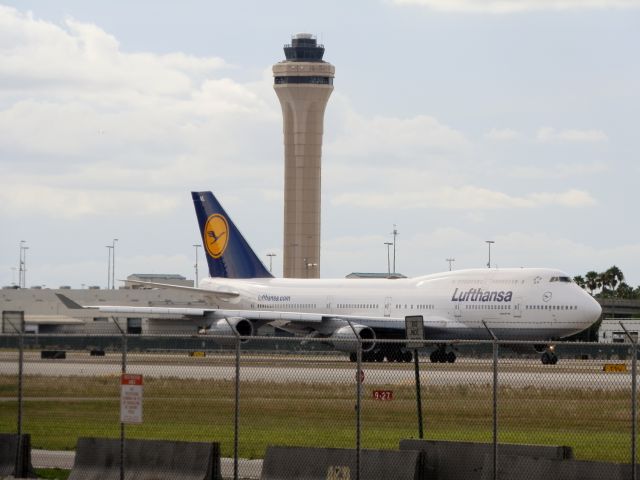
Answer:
(603, 363, 627, 373)
(121, 374, 143, 424)
(373, 390, 394, 400)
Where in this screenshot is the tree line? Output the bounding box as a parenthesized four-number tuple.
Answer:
(573, 266, 640, 299)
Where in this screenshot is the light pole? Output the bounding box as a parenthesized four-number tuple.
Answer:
(19, 241, 29, 288)
(384, 242, 393, 276)
(267, 253, 276, 273)
(391, 225, 399, 275)
(111, 238, 118, 290)
(485, 241, 495, 269)
(446, 258, 455, 271)
(21, 244, 29, 288)
(193, 244, 202, 286)
(106, 245, 113, 289)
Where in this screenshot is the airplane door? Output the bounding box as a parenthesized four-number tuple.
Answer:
(513, 297, 522, 318)
(326, 296, 334, 313)
(454, 303, 462, 320)
(384, 297, 392, 317)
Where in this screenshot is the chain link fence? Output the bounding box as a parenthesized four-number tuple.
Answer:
(1, 311, 639, 479)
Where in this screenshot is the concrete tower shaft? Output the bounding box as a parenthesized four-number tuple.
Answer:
(273, 34, 334, 278)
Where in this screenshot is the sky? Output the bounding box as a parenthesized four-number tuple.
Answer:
(0, 0, 639, 288)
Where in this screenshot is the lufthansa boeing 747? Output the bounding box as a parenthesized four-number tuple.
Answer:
(58, 191, 602, 364)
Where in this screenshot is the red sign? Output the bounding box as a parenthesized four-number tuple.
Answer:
(373, 390, 394, 400)
(121, 374, 143, 386)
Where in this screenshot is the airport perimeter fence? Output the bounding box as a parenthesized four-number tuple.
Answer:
(1, 311, 640, 480)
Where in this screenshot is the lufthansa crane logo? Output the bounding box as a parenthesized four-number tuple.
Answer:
(204, 214, 229, 258)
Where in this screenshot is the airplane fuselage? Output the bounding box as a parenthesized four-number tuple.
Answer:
(200, 267, 602, 342)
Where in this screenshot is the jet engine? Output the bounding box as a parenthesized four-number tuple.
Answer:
(329, 325, 376, 352)
(200, 317, 254, 345)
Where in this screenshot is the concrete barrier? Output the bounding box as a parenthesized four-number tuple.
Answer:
(480, 454, 633, 480)
(67, 437, 222, 480)
(0, 433, 36, 478)
(260, 445, 423, 480)
(399, 439, 573, 480)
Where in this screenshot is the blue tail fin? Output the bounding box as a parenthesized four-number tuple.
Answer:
(192, 191, 274, 279)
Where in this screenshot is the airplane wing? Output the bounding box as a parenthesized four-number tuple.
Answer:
(56, 294, 465, 337)
(117, 279, 240, 300)
(56, 293, 404, 326)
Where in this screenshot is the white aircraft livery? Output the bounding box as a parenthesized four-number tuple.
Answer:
(57, 191, 602, 365)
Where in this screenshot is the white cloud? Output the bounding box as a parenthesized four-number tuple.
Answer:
(0, 184, 181, 218)
(326, 108, 468, 160)
(332, 186, 596, 210)
(391, 0, 640, 13)
(509, 162, 608, 179)
(484, 128, 522, 141)
(0, 5, 283, 218)
(537, 127, 608, 143)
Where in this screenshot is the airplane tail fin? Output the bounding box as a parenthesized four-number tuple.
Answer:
(192, 191, 274, 279)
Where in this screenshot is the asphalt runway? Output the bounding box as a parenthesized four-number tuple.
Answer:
(0, 352, 634, 390)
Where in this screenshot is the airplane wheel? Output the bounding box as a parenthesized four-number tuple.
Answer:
(429, 351, 438, 363)
(541, 352, 550, 365)
(374, 350, 385, 362)
(364, 351, 376, 362)
(550, 353, 558, 365)
(402, 351, 413, 363)
(446, 351, 456, 363)
(349, 352, 357, 362)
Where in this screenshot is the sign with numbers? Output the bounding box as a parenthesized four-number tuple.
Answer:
(373, 390, 394, 400)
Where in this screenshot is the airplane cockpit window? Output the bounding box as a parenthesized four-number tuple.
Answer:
(550, 276, 572, 283)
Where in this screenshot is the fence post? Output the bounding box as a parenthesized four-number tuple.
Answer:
(112, 317, 127, 480)
(224, 319, 241, 480)
(347, 321, 362, 480)
(414, 348, 424, 439)
(620, 321, 637, 480)
(483, 321, 498, 480)
(4, 311, 26, 478)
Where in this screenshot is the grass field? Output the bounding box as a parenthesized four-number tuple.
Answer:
(0, 374, 635, 464)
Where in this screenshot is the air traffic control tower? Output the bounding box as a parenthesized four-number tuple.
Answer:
(273, 33, 334, 278)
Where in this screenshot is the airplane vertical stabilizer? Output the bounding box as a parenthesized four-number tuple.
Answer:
(192, 191, 274, 279)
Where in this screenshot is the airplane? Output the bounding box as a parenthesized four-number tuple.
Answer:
(58, 191, 602, 365)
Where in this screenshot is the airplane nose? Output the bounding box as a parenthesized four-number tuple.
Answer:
(587, 295, 602, 324)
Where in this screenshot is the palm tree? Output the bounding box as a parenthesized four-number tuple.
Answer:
(605, 265, 625, 291)
(616, 282, 634, 299)
(573, 275, 586, 290)
(599, 270, 614, 297)
(584, 271, 600, 295)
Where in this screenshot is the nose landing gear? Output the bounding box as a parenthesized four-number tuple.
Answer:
(541, 350, 558, 365)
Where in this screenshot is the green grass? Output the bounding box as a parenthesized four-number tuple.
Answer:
(35, 468, 70, 480)
(0, 375, 634, 463)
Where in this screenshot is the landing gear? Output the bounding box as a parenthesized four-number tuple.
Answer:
(348, 345, 413, 363)
(541, 351, 558, 365)
(429, 345, 456, 364)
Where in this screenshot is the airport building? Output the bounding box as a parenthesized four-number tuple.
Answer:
(273, 33, 335, 278)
